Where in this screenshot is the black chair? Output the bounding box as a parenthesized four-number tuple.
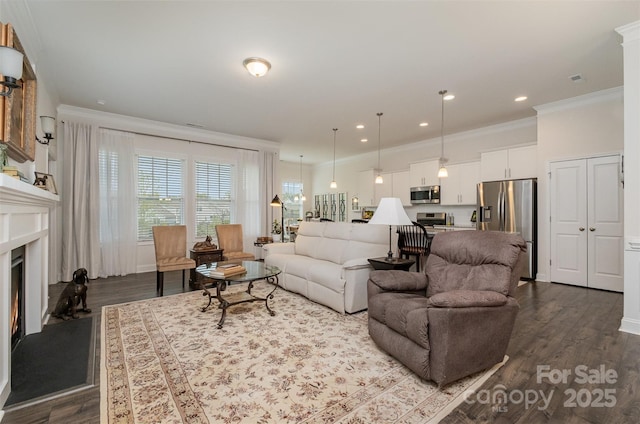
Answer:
(396, 221, 432, 272)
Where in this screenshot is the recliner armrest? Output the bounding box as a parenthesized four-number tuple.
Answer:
(263, 242, 295, 256)
(367, 270, 428, 297)
(427, 290, 508, 308)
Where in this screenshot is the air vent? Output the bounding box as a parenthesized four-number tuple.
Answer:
(569, 74, 584, 83)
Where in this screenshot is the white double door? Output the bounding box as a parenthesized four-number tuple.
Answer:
(549, 155, 623, 292)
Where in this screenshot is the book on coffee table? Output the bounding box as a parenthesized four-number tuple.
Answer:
(209, 264, 246, 278)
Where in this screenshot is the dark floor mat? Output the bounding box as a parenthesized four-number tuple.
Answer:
(5, 316, 95, 407)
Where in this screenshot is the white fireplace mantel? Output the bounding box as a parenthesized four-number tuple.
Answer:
(0, 173, 59, 408)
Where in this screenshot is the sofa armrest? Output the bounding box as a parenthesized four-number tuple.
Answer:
(367, 270, 428, 298)
(263, 242, 295, 256)
(427, 290, 508, 308)
(342, 258, 371, 270)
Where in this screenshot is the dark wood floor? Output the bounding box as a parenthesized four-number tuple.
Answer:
(2, 274, 639, 423)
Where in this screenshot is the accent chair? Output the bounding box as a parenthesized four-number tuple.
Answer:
(152, 225, 196, 296)
(215, 224, 255, 261)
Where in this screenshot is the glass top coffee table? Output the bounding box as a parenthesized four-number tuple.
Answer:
(195, 260, 281, 329)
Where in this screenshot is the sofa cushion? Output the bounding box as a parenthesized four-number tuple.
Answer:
(342, 224, 389, 263)
(428, 290, 508, 308)
(307, 260, 345, 292)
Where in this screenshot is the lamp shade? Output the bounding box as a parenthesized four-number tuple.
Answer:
(368, 197, 412, 226)
(0, 46, 23, 80)
(270, 194, 282, 207)
(40, 116, 55, 134)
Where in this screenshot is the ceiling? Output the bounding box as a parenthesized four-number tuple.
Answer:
(9, 1, 640, 164)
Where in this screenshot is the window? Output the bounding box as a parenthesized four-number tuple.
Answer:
(137, 155, 184, 240)
(195, 161, 233, 238)
(282, 181, 303, 228)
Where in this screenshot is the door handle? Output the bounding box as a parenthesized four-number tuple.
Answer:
(589, 227, 596, 232)
(579, 227, 585, 231)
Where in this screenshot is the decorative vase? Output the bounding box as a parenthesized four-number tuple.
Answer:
(272, 233, 281, 242)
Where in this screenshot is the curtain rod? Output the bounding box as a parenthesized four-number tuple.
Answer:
(62, 120, 261, 153)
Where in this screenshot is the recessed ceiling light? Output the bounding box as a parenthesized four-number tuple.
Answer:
(97, 99, 106, 105)
(356, 124, 364, 129)
(515, 96, 528, 102)
(419, 122, 429, 127)
(443, 94, 455, 101)
(361, 138, 368, 143)
(569, 73, 584, 83)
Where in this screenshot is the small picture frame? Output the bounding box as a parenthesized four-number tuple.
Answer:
(33, 172, 58, 194)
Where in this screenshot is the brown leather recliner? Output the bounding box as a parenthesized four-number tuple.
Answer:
(367, 230, 526, 386)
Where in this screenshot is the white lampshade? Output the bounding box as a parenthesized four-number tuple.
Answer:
(40, 116, 55, 134)
(243, 57, 271, 77)
(330, 180, 337, 189)
(438, 165, 448, 178)
(369, 197, 412, 226)
(0, 46, 23, 80)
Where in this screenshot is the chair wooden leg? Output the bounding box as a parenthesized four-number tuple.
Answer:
(182, 269, 186, 290)
(157, 271, 164, 297)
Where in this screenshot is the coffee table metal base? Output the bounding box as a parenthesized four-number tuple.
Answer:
(200, 275, 279, 329)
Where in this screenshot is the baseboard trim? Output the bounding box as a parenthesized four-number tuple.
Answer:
(619, 318, 640, 335)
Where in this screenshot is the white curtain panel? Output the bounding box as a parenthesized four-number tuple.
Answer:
(260, 150, 278, 236)
(235, 149, 261, 248)
(97, 128, 137, 278)
(60, 121, 101, 281)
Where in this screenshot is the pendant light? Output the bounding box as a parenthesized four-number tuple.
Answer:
(375, 113, 383, 184)
(295, 155, 306, 202)
(330, 128, 338, 189)
(437, 90, 449, 178)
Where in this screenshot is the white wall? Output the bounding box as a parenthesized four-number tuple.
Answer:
(534, 88, 624, 281)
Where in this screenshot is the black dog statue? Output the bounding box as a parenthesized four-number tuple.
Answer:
(52, 268, 91, 320)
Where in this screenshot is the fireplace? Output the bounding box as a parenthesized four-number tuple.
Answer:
(1, 173, 59, 408)
(10, 246, 25, 350)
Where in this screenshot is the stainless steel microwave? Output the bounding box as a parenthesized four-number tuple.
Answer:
(410, 185, 440, 204)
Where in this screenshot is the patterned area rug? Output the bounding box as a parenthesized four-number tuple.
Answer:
(101, 283, 506, 423)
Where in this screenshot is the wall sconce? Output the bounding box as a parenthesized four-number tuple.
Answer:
(243, 57, 271, 77)
(0, 46, 24, 97)
(36, 116, 55, 145)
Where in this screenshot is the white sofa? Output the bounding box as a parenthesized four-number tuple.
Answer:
(263, 221, 392, 313)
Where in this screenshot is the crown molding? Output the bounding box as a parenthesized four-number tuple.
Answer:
(56, 105, 280, 153)
(534, 87, 623, 115)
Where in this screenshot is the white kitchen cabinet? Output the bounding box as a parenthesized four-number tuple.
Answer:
(374, 172, 393, 205)
(480, 145, 537, 181)
(440, 162, 480, 205)
(357, 169, 376, 207)
(392, 170, 411, 206)
(409, 160, 440, 187)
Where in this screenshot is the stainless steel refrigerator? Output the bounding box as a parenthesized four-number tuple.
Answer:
(477, 179, 537, 279)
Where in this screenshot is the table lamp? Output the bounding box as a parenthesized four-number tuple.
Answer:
(368, 197, 413, 260)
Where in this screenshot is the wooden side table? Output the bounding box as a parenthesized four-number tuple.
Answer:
(189, 249, 224, 289)
(368, 257, 415, 271)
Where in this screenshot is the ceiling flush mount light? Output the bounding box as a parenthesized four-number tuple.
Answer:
(515, 96, 528, 102)
(243, 57, 271, 77)
(356, 124, 364, 129)
(437, 90, 449, 178)
(36, 116, 55, 145)
(0, 46, 23, 97)
(330, 128, 338, 189)
(361, 138, 368, 143)
(375, 113, 384, 184)
(419, 122, 429, 127)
